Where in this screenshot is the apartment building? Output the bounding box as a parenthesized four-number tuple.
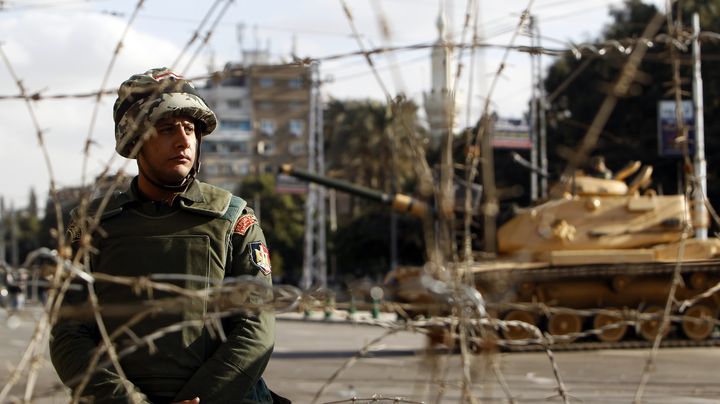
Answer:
(198, 62, 312, 193)
(198, 64, 255, 192)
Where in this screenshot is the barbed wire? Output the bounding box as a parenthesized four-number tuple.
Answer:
(4, 1, 720, 403)
(170, 0, 224, 70)
(5, 254, 720, 402)
(2, 29, 718, 103)
(178, 0, 234, 75)
(81, 0, 144, 191)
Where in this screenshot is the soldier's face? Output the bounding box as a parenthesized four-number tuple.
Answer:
(139, 115, 198, 183)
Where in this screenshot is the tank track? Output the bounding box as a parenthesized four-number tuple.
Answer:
(505, 338, 720, 352)
(474, 259, 720, 349)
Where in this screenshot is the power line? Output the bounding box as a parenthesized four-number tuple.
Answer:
(0, 27, 709, 103)
(0, 0, 109, 12)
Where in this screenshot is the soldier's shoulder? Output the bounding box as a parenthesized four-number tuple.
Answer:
(69, 190, 129, 222)
(195, 180, 230, 198)
(66, 190, 129, 243)
(232, 208, 259, 236)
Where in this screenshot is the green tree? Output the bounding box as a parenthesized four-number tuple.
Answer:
(544, 0, 720, 208)
(2, 204, 41, 265)
(333, 209, 425, 279)
(323, 98, 426, 216)
(27, 188, 38, 219)
(322, 98, 428, 277)
(237, 174, 305, 283)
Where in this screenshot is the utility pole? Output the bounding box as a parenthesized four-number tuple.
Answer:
(0, 197, 6, 264)
(529, 15, 548, 200)
(301, 61, 327, 289)
(535, 17, 548, 198)
(529, 15, 539, 202)
(692, 12, 708, 240)
(9, 202, 19, 267)
(481, 115, 497, 254)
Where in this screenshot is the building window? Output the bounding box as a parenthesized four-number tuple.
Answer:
(258, 101, 273, 111)
(202, 143, 218, 153)
(204, 163, 219, 175)
(220, 120, 252, 131)
(288, 77, 303, 89)
(288, 101, 305, 111)
(226, 99, 242, 109)
(288, 141, 306, 156)
(228, 141, 249, 155)
(289, 119, 305, 137)
(233, 142, 250, 154)
(218, 163, 233, 175)
(259, 119, 276, 136)
(216, 143, 229, 154)
(257, 140, 275, 155)
(222, 75, 246, 87)
(232, 162, 250, 175)
(259, 77, 274, 88)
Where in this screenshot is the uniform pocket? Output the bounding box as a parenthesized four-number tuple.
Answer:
(94, 235, 211, 377)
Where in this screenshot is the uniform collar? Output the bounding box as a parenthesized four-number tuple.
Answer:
(128, 177, 206, 205)
(127, 177, 229, 217)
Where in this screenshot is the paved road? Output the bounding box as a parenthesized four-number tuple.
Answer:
(266, 315, 720, 403)
(2, 308, 720, 403)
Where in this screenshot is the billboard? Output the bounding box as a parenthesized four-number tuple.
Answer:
(657, 100, 695, 157)
(492, 118, 532, 150)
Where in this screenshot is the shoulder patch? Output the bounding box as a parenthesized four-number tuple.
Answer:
(249, 242, 271, 276)
(234, 214, 258, 236)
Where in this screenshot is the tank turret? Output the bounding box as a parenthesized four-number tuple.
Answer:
(496, 164, 720, 264)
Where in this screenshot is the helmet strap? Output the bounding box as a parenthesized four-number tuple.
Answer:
(137, 159, 194, 193)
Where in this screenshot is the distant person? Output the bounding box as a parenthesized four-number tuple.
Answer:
(5, 269, 24, 310)
(50, 68, 288, 403)
(588, 156, 613, 180)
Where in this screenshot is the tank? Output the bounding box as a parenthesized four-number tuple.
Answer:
(479, 163, 720, 345)
(281, 163, 720, 346)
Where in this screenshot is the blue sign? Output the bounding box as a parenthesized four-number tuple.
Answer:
(657, 100, 695, 157)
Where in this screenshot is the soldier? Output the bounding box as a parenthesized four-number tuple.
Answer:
(50, 68, 284, 403)
(588, 155, 613, 180)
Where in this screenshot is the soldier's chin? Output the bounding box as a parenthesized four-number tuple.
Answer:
(160, 169, 190, 184)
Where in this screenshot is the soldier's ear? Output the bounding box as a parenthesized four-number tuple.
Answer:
(195, 120, 206, 135)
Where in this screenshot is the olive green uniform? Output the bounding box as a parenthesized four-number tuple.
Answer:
(50, 179, 275, 403)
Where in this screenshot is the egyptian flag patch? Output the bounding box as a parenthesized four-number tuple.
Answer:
(234, 214, 258, 236)
(249, 242, 271, 275)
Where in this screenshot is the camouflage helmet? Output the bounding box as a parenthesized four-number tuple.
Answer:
(112, 68, 217, 158)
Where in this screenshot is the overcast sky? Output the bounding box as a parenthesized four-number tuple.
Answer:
(0, 0, 665, 209)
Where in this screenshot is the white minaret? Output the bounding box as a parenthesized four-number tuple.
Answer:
(423, 1, 458, 148)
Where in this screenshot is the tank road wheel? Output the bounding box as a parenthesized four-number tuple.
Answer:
(682, 304, 715, 341)
(593, 309, 628, 342)
(639, 306, 670, 341)
(502, 310, 537, 340)
(547, 312, 582, 341)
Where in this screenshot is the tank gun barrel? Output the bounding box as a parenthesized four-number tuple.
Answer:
(511, 152, 551, 178)
(279, 164, 431, 218)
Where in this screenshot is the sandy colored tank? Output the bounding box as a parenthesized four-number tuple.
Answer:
(387, 165, 720, 344)
(283, 163, 720, 344)
(468, 164, 720, 343)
